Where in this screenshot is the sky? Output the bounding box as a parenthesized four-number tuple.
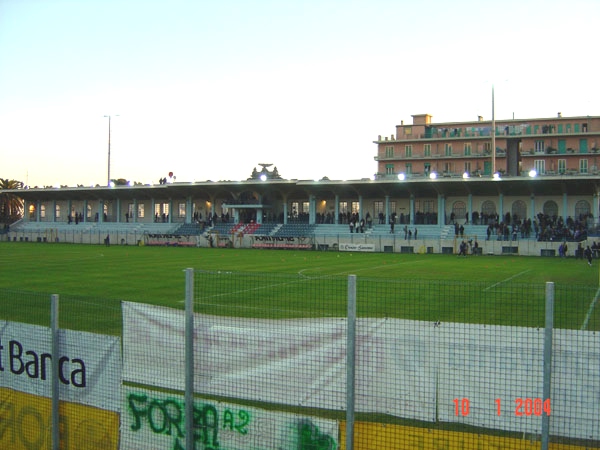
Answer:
(1, 0, 599, 188)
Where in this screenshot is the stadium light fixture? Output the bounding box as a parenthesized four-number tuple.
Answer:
(528, 169, 538, 178)
(260, 174, 267, 182)
(429, 172, 437, 180)
(462, 172, 470, 179)
(397, 173, 406, 181)
(493, 172, 501, 180)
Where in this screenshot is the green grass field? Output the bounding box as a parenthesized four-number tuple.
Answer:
(1, 242, 599, 334)
(1, 241, 599, 444)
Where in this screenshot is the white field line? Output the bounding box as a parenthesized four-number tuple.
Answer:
(333, 258, 429, 277)
(299, 258, 429, 279)
(180, 258, 429, 303)
(483, 269, 532, 291)
(581, 287, 600, 330)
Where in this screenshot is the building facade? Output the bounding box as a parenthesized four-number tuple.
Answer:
(375, 113, 600, 179)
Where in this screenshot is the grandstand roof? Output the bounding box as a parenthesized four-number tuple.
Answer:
(10, 176, 600, 203)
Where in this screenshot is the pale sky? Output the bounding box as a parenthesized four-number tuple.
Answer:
(1, 0, 598, 187)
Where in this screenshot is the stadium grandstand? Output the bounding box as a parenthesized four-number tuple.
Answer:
(3, 113, 600, 255)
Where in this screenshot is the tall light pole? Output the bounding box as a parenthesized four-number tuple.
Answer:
(104, 115, 119, 186)
(491, 84, 496, 177)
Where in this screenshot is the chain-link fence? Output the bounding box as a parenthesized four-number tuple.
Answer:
(1, 274, 599, 449)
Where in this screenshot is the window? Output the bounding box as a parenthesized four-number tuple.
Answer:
(575, 200, 591, 218)
(534, 159, 546, 175)
(291, 201, 299, 218)
(543, 200, 558, 218)
(385, 146, 394, 158)
(339, 201, 348, 215)
(511, 200, 527, 223)
(128, 203, 134, 218)
(418, 199, 435, 213)
(302, 201, 309, 214)
(405, 145, 412, 157)
(580, 159, 588, 174)
(445, 143, 452, 156)
(404, 127, 412, 135)
(558, 159, 566, 174)
(385, 164, 394, 175)
(178, 203, 186, 218)
(535, 140, 545, 153)
(424, 144, 431, 157)
(351, 202, 360, 214)
(373, 201, 384, 217)
(483, 142, 491, 153)
(138, 204, 145, 218)
(452, 201, 466, 221)
(481, 200, 496, 217)
(87, 204, 92, 219)
(55, 204, 61, 219)
(40, 204, 46, 218)
(424, 163, 431, 176)
(405, 163, 412, 174)
(155, 203, 169, 221)
(464, 161, 471, 174)
(464, 143, 472, 156)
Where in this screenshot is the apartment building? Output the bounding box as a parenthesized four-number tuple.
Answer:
(375, 113, 600, 179)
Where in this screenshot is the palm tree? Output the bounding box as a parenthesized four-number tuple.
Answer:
(0, 178, 24, 223)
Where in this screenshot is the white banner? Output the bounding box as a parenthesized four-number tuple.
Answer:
(122, 302, 436, 422)
(436, 324, 545, 433)
(435, 324, 600, 440)
(123, 302, 347, 408)
(338, 243, 375, 252)
(122, 302, 600, 438)
(0, 321, 121, 412)
(121, 386, 339, 450)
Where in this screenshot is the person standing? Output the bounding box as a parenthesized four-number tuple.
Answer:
(585, 245, 593, 266)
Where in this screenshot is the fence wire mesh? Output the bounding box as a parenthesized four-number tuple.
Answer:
(0, 274, 599, 449)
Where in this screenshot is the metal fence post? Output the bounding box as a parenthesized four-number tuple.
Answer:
(185, 268, 195, 450)
(541, 281, 554, 450)
(346, 275, 357, 450)
(50, 294, 60, 450)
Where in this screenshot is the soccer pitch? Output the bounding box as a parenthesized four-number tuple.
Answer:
(0, 242, 599, 334)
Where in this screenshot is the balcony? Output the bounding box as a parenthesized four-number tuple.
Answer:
(378, 122, 599, 143)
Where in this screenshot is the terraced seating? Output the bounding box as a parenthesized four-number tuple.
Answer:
(272, 223, 316, 237)
(174, 223, 205, 235)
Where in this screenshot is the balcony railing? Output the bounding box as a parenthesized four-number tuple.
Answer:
(379, 125, 598, 142)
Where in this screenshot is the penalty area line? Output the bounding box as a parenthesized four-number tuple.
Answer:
(581, 287, 600, 331)
(483, 269, 532, 291)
